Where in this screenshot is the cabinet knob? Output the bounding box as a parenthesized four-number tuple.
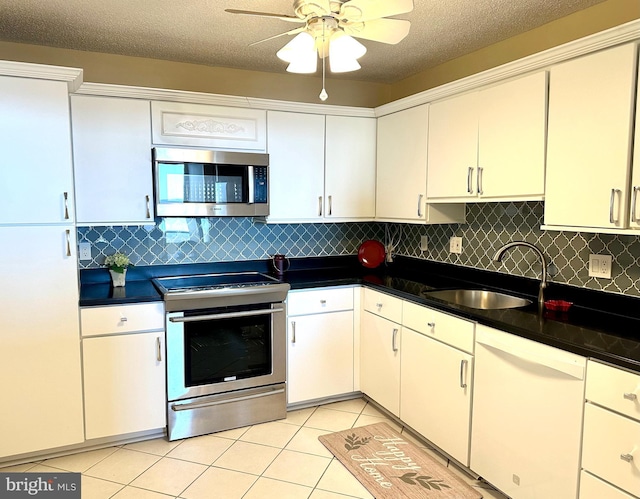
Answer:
(376, 303, 383, 310)
(427, 322, 436, 329)
(623, 392, 638, 401)
(120, 316, 128, 322)
(620, 453, 634, 463)
(320, 300, 327, 305)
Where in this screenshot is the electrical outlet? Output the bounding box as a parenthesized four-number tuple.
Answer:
(79, 242, 92, 261)
(420, 235, 428, 251)
(450, 236, 462, 254)
(589, 254, 612, 279)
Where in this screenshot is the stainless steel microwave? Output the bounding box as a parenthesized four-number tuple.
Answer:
(152, 147, 269, 217)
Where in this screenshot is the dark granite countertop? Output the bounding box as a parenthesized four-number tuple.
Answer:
(79, 255, 640, 373)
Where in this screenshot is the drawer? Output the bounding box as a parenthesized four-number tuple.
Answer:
(582, 403, 640, 496)
(402, 300, 475, 354)
(287, 287, 354, 316)
(586, 361, 640, 422)
(580, 471, 636, 499)
(363, 288, 402, 323)
(81, 303, 165, 337)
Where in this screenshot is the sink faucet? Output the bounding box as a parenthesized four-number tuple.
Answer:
(493, 241, 548, 311)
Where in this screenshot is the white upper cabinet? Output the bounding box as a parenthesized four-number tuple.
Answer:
(427, 72, 547, 202)
(544, 43, 637, 231)
(0, 76, 75, 224)
(325, 115, 376, 220)
(72, 95, 154, 225)
(267, 111, 376, 222)
(151, 101, 266, 151)
(376, 104, 466, 224)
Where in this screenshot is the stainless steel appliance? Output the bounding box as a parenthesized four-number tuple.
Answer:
(152, 147, 269, 217)
(153, 272, 289, 441)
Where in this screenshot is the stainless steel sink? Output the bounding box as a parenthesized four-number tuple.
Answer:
(423, 289, 533, 310)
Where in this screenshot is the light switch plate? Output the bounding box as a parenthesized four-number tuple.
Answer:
(420, 235, 428, 251)
(589, 254, 612, 279)
(79, 242, 92, 261)
(450, 236, 462, 254)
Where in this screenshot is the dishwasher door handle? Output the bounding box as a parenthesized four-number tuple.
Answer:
(476, 337, 585, 380)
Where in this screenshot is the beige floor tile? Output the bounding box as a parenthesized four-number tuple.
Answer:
(213, 441, 280, 475)
(352, 414, 402, 431)
(263, 449, 331, 487)
(0, 462, 40, 472)
(124, 438, 181, 457)
(282, 407, 316, 426)
(20, 464, 71, 473)
(239, 420, 299, 448)
(130, 456, 207, 496)
(321, 398, 367, 414)
(81, 475, 125, 499)
(43, 447, 118, 473)
(180, 466, 257, 499)
(475, 485, 510, 499)
(211, 426, 250, 440)
(111, 486, 175, 498)
(243, 476, 312, 499)
(285, 426, 333, 458)
(315, 459, 374, 499)
(309, 490, 363, 499)
(166, 434, 234, 465)
(304, 408, 359, 432)
(360, 403, 387, 417)
(84, 448, 160, 484)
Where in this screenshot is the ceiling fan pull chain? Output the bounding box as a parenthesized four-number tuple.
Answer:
(319, 18, 328, 101)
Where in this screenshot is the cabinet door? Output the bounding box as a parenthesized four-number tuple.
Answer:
(83, 332, 166, 439)
(427, 93, 479, 200)
(376, 105, 428, 220)
(0, 77, 74, 224)
(545, 43, 637, 229)
(400, 328, 473, 465)
(0, 226, 83, 458)
(72, 95, 154, 225)
(267, 111, 325, 221)
(325, 116, 376, 219)
(287, 311, 354, 404)
(360, 311, 401, 416)
(478, 72, 547, 200)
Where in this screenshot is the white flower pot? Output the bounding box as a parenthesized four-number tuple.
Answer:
(109, 269, 127, 287)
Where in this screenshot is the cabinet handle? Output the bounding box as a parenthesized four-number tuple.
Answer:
(63, 192, 70, 220)
(156, 337, 162, 362)
(320, 299, 327, 305)
(376, 302, 383, 311)
(620, 453, 634, 463)
(467, 167, 474, 194)
(427, 322, 435, 329)
(459, 359, 468, 388)
(623, 392, 638, 401)
(120, 316, 128, 322)
(477, 167, 484, 195)
(610, 188, 621, 224)
(318, 196, 323, 217)
(328, 195, 332, 216)
(392, 328, 399, 352)
(145, 194, 151, 219)
(65, 229, 71, 257)
(417, 194, 424, 217)
(291, 321, 296, 343)
(632, 187, 640, 223)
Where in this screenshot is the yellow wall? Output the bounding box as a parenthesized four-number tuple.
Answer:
(0, 0, 637, 108)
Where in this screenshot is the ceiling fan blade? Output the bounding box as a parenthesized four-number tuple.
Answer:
(342, 18, 411, 44)
(294, 0, 332, 18)
(248, 27, 306, 47)
(225, 9, 305, 23)
(339, 0, 413, 22)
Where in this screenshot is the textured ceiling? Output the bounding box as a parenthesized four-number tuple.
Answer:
(0, 0, 607, 83)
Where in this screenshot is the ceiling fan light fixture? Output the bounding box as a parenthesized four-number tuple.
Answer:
(329, 31, 366, 72)
(276, 31, 315, 63)
(286, 56, 318, 73)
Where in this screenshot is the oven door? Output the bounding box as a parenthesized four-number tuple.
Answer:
(166, 302, 286, 402)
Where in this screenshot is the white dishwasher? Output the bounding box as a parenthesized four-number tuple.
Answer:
(470, 324, 587, 499)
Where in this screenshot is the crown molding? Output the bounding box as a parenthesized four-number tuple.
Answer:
(75, 82, 375, 117)
(375, 18, 640, 117)
(0, 60, 83, 91)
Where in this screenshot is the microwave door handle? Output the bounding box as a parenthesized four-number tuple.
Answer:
(248, 166, 255, 204)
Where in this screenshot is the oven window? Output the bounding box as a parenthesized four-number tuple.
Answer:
(184, 313, 272, 386)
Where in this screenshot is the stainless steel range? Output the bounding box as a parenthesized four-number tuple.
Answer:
(153, 272, 290, 441)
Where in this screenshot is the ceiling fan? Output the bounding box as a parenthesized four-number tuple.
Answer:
(226, 0, 414, 100)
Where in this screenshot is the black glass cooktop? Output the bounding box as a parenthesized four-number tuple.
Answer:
(153, 272, 279, 294)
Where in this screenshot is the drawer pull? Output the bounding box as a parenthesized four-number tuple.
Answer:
(392, 328, 399, 352)
(376, 302, 383, 310)
(320, 300, 327, 305)
(156, 337, 162, 362)
(427, 322, 436, 329)
(291, 321, 296, 343)
(460, 359, 468, 389)
(120, 316, 128, 322)
(623, 392, 638, 401)
(620, 453, 634, 463)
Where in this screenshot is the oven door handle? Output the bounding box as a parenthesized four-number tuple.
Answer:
(169, 305, 284, 323)
(171, 387, 286, 411)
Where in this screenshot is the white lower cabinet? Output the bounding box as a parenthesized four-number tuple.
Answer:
(581, 361, 640, 498)
(287, 287, 355, 405)
(400, 301, 474, 466)
(81, 304, 166, 439)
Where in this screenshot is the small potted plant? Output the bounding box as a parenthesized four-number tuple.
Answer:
(104, 252, 132, 287)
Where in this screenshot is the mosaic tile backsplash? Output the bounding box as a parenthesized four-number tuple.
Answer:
(78, 202, 640, 298)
